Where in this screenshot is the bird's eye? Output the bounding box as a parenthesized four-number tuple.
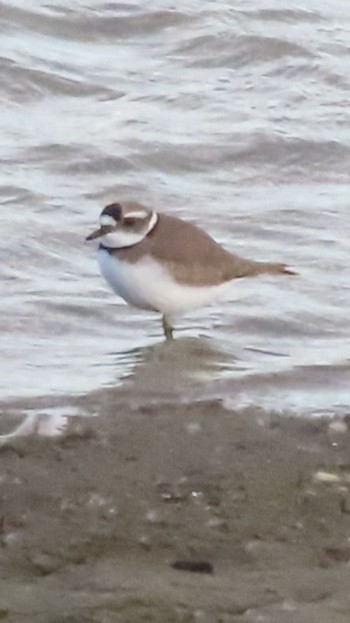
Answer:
(124, 218, 137, 227)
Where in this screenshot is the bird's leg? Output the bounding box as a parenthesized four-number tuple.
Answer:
(162, 315, 174, 340)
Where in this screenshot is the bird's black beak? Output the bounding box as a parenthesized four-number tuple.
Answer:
(86, 224, 115, 241)
(86, 227, 103, 241)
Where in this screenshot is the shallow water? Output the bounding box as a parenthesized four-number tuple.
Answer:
(1, 0, 350, 415)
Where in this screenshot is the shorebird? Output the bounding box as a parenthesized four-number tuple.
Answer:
(87, 201, 295, 339)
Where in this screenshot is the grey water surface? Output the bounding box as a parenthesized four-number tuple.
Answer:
(1, 0, 350, 416)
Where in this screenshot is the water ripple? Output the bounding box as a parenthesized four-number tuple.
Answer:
(0, 0, 350, 414)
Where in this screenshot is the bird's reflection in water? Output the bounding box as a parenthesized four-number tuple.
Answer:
(112, 336, 236, 402)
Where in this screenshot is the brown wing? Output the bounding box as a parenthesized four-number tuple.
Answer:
(115, 213, 265, 286)
(150, 214, 249, 285)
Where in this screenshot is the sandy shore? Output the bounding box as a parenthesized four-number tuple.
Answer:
(0, 387, 350, 623)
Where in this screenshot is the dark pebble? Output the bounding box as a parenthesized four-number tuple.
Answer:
(171, 560, 213, 574)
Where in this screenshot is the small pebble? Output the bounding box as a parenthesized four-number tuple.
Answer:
(313, 471, 341, 484)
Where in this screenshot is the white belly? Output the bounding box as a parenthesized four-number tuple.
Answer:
(97, 249, 230, 315)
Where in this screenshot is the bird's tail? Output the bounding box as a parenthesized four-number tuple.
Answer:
(225, 254, 297, 281)
(248, 261, 297, 277)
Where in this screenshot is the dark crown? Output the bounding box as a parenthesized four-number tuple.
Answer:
(102, 203, 122, 222)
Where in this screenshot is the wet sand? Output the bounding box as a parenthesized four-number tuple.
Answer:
(1, 392, 350, 622)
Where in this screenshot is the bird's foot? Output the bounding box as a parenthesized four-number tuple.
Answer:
(162, 315, 174, 340)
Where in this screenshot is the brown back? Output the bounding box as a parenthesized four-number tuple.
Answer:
(112, 213, 265, 286)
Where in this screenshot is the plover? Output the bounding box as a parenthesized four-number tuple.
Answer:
(86, 201, 295, 339)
